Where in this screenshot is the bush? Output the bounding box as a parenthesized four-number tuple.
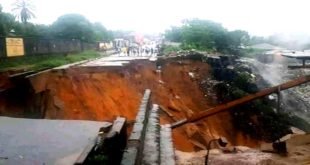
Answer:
(162, 45, 181, 55)
(258, 112, 291, 141)
(212, 64, 292, 142)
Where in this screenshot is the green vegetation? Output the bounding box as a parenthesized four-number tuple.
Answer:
(0, 3, 113, 42)
(165, 19, 250, 55)
(211, 63, 310, 142)
(85, 154, 107, 164)
(50, 14, 113, 42)
(0, 4, 16, 36)
(0, 2, 112, 72)
(162, 45, 181, 54)
(0, 50, 101, 71)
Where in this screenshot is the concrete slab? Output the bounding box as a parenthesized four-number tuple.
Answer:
(282, 51, 310, 59)
(0, 117, 111, 165)
(80, 61, 130, 67)
(80, 54, 157, 67)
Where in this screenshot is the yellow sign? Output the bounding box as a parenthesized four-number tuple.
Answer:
(6, 38, 25, 57)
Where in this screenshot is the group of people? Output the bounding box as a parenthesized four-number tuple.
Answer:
(117, 45, 158, 56)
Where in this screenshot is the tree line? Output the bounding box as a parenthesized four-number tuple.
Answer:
(0, 3, 114, 43)
(166, 19, 310, 53)
(165, 19, 251, 55)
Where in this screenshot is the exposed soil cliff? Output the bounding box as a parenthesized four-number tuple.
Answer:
(0, 58, 259, 151)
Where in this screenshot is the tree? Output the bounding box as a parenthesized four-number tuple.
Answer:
(180, 19, 228, 51)
(164, 19, 253, 54)
(92, 22, 113, 41)
(0, 6, 16, 36)
(249, 36, 266, 45)
(165, 26, 182, 42)
(1, 8, 113, 40)
(12, 0, 35, 23)
(13, 23, 50, 37)
(227, 30, 250, 54)
(51, 14, 95, 42)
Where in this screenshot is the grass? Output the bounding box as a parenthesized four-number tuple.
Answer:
(0, 50, 102, 72)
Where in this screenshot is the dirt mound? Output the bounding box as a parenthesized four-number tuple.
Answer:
(0, 59, 259, 151)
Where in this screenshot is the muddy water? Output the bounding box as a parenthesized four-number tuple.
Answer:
(0, 59, 260, 151)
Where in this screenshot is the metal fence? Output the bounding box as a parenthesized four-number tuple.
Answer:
(0, 37, 99, 58)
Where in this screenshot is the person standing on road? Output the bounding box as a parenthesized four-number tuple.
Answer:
(145, 47, 149, 55)
(127, 46, 130, 56)
(133, 47, 137, 56)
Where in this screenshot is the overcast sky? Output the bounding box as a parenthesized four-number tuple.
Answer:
(1, 0, 310, 36)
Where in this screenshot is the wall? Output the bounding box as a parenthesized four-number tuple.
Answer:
(0, 37, 98, 58)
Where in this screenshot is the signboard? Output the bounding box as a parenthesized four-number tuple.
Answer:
(6, 38, 25, 57)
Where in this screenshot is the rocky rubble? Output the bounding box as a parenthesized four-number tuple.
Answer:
(246, 57, 310, 123)
(175, 134, 310, 165)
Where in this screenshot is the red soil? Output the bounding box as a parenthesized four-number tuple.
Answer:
(0, 59, 260, 151)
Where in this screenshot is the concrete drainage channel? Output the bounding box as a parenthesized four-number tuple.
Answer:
(74, 89, 176, 165)
(121, 89, 175, 165)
